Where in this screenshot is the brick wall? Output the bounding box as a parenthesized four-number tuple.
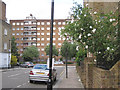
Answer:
(76, 58, 120, 88)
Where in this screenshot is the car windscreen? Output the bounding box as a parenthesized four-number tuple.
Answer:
(33, 64, 48, 70)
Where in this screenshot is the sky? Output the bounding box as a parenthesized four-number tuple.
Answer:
(2, 0, 83, 20)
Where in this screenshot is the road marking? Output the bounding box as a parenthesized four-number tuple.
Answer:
(8, 73, 20, 77)
(60, 69, 65, 77)
(17, 85, 22, 88)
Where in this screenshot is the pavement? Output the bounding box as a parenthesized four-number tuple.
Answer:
(54, 66, 84, 89)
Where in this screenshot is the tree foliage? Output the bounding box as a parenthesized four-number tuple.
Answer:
(45, 45, 59, 56)
(11, 37, 19, 57)
(61, 2, 119, 69)
(22, 46, 39, 61)
(75, 47, 87, 66)
(61, 41, 77, 59)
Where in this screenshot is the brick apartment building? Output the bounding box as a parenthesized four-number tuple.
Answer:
(0, 1, 11, 68)
(83, 0, 119, 14)
(10, 15, 70, 62)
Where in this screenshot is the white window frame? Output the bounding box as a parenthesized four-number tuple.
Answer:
(4, 29, 7, 36)
(41, 33, 44, 35)
(41, 27, 44, 30)
(41, 22, 44, 25)
(4, 43, 7, 50)
(12, 23, 15, 25)
(41, 38, 44, 41)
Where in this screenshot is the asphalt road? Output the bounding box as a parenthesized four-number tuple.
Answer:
(2, 66, 65, 89)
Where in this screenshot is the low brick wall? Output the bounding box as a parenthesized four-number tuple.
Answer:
(76, 58, 120, 88)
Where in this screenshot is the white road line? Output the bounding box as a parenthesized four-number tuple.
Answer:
(17, 85, 22, 88)
(60, 69, 65, 77)
(8, 73, 20, 77)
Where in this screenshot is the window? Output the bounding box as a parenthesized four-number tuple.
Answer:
(61, 27, 65, 29)
(21, 28, 23, 30)
(59, 49, 61, 52)
(4, 29, 7, 36)
(41, 27, 44, 30)
(41, 43, 44, 46)
(41, 22, 44, 25)
(20, 49, 23, 51)
(47, 33, 50, 35)
(58, 43, 61, 46)
(21, 23, 24, 25)
(53, 22, 56, 25)
(12, 23, 15, 25)
(58, 33, 61, 35)
(41, 38, 44, 41)
(47, 27, 50, 30)
(62, 22, 66, 25)
(41, 33, 44, 35)
(37, 38, 40, 41)
(37, 28, 40, 30)
(17, 23, 19, 25)
(41, 54, 44, 56)
(16, 38, 19, 40)
(58, 38, 61, 40)
(53, 33, 55, 35)
(47, 22, 50, 25)
(12, 28, 15, 31)
(37, 33, 40, 35)
(37, 22, 40, 25)
(41, 48, 44, 51)
(47, 38, 50, 41)
(37, 43, 40, 46)
(47, 43, 49, 45)
(53, 27, 56, 30)
(16, 33, 19, 35)
(12, 33, 15, 35)
(21, 43, 23, 46)
(53, 38, 56, 41)
(63, 38, 66, 40)
(21, 33, 23, 35)
(21, 38, 23, 40)
(4, 43, 7, 50)
(16, 43, 19, 46)
(58, 22, 61, 25)
(17, 28, 19, 30)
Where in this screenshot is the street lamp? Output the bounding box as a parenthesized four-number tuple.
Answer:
(47, 0, 54, 90)
(8, 39, 11, 68)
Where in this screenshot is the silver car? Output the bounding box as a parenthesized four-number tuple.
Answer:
(29, 64, 57, 83)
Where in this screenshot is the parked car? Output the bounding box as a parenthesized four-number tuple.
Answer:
(20, 62, 34, 68)
(29, 64, 57, 83)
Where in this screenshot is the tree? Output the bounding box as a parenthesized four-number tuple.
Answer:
(22, 46, 39, 61)
(61, 2, 119, 69)
(45, 45, 59, 57)
(60, 41, 77, 59)
(11, 55, 17, 66)
(75, 47, 87, 66)
(11, 37, 19, 57)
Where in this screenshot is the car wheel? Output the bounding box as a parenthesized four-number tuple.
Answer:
(30, 80, 33, 83)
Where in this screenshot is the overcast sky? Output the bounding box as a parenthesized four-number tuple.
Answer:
(2, 0, 83, 20)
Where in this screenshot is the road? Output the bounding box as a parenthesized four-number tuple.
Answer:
(2, 66, 65, 89)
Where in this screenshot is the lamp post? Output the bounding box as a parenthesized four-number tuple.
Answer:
(47, 0, 54, 90)
(9, 39, 11, 68)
